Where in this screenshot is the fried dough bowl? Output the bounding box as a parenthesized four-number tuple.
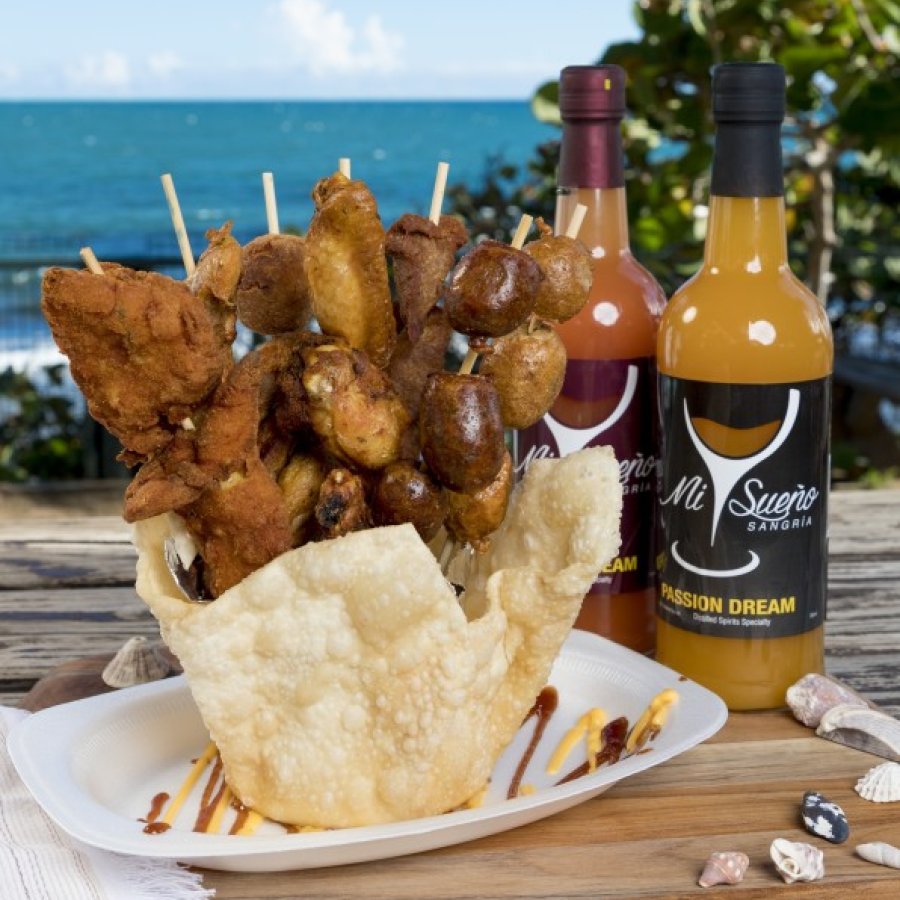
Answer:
(133, 448, 622, 828)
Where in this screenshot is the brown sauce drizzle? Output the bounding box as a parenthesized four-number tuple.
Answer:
(193, 756, 227, 834)
(283, 823, 300, 834)
(140, 792, 170, 834)
(507, 686, 558, 799)
(556, 716, 628, 785)
(678, 674, 688, 682)
(229, 800, 251, 836)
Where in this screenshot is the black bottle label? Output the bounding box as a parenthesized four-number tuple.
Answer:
(657, 376, 830, 638)
(517, 357, 657, 595)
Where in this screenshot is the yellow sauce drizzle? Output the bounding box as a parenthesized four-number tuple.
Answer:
(161, 742, 218, 827)
(546, 711, 589, 775)
(234, 809, 265, 836)
(626, 688, 679, 753)
(585, 709, 607, 773)
(205, 785, 233, 834)
(518, 784, 536, 796)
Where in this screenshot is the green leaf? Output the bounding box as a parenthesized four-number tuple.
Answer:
(531, 80, 560, 126)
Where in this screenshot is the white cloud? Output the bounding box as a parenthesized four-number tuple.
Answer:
(277, 0, 403, 76)
(64, 51, 131, 89)
(147, 51, 184, 79)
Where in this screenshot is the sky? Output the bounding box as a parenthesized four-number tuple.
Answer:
(0, 0, 639, 100)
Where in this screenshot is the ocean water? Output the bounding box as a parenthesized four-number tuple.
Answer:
(0, 101, 556, 354)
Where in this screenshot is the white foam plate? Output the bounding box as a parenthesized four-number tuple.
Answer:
(8, 630, 726, 872)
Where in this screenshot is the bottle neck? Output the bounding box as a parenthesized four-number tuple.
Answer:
(704, 196, 788, 272)
(559, 119, 625, 190)
(556, 187, 630, 255)
(705, 119, 787, 271)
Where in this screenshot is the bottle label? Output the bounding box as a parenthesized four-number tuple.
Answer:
(657, 376, 830, 638)
(517, 357, 657, 594)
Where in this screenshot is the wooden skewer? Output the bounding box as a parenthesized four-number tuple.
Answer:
(565, 203, 588, 240)
(429, 161, 450, 226)
(262, 172, 280, 235)
(160, 173, 196, 277)
(79, 247, 104, 275)
(338, 157, 351, 178)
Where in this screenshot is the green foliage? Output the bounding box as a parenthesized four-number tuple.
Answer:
(0, 366, 84, 481)
(449, 0, 900, 328)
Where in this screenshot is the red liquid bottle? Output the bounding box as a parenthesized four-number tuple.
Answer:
(516, 65, 665, 653)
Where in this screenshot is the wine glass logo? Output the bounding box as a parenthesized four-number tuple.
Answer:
(670, 388, 800, 578)
(543, 364, 638, 457)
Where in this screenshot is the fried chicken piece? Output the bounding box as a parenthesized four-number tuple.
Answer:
(386, 214, 467, 342)
(124, 333, 308, 523)
(445, 451, 513, 551)
(278, 453, 326, 544)
(523, 218, 592, 323)
(235, 234, 312, 334)
(372, 462, 446, 541)
(304, 172, 396, 367)
(387, 308, 452, 420)
(179, 459, 293, 598)
(189, 222, 242, 306)
(315, 468, 370, 538)
(41, 254, 236, 463)
(443, 240, 543, 338)
(302, 344, 410, 470)
(419, 373, 505, 492)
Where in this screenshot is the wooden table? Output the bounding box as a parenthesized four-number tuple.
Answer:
(1, 490, 898, 897)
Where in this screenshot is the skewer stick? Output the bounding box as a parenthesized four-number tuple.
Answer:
(429, 161, 450, 225)
(565, 203, 588, 240)
(262, 172, 280, 235)
(338, 157, 351, 178)
(80, 247, 104, 275)
(160, 173, 196, 277)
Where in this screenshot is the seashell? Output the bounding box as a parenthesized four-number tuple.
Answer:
(698, 851, 749, 888)
(770, 838, 825, 884)
(816, 703, 900, 762)
(855, 761, 900, 802)
(786, 673, 869, 727)
(801, 790, 849, 843)
(101, 636, 171, 689)
(856, 841, 900, 869)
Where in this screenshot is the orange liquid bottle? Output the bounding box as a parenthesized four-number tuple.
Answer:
(655, 63, 833, 709)
(517, 66, 665, 653)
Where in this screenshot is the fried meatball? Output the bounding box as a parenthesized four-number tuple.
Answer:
(372, 462, 446, 541)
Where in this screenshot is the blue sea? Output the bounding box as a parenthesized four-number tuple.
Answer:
(0, 101, 556, 358)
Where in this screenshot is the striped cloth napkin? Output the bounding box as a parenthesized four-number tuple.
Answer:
(0, 707, 214, 900)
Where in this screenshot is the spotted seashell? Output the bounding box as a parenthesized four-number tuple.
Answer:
(800, 790, 849, 843)
(856, 842, 900, 869)
(786, 673, 868, 727)
(855, 761, 900, 803)
(770, 838, 825, 884)
(698, 851, 749, 888)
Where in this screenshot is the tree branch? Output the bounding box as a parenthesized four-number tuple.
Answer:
(849, 0, 887, 52)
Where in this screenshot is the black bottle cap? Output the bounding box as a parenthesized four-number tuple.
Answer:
(712, 62, 785, 123)
(559, 65, 627, 120)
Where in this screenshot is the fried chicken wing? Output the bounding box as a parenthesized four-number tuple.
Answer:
(189, 222, 242, 305)
(278, 453, 326, 544)
(304, 172, 397, 366)
(235, 234, 312, 334)
(315, 468, 371, 538)
(386, 213, 467, 342)
(302, 344, 410, 470)
(41, 252, 236, 462)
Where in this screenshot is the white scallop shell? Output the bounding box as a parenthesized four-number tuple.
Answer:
(856, 842, 900, 869)
(698, 851, 749, 887)
(786, 673, 868, 727)
(770, 838, 825, 884)
(816, 704, 900, 762)
(855, 761, 900, 803)
(101, 636, 171, 689)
